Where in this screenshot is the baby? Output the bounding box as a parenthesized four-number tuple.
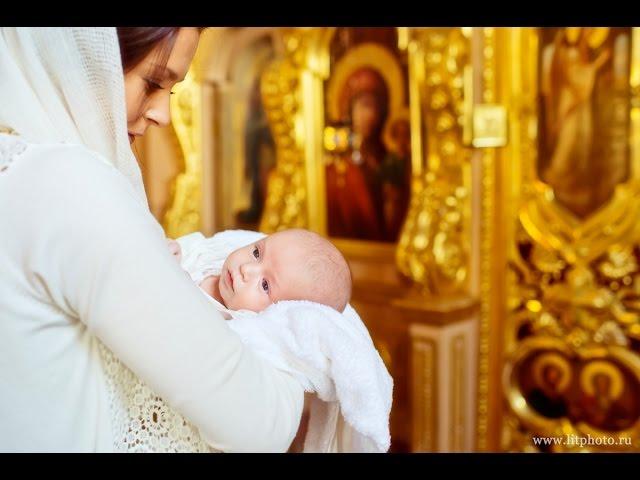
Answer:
(167, 229, 390, 452)
(168, 228, 352, 315)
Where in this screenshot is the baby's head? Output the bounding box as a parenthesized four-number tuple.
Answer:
(219, 229, 352, 313)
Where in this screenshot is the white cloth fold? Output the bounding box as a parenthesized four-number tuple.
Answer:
(177, 229, 393, 452)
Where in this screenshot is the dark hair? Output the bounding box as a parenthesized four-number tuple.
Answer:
(116, 27, 206, 73)
(116, 28, 179, 73)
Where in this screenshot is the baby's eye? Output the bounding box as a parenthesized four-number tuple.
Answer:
(252, 246, 260, 259)
(261, 279, 269, 293)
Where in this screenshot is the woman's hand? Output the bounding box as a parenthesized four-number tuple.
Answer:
(167, 238, 182, 263)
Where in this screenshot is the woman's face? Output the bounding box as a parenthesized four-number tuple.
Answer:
(352, 93, 382, 139)
(124, 28, 200, 144)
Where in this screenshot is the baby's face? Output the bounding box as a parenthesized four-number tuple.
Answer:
(218, 230, 317, 312)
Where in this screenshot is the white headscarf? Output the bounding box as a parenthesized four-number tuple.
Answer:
(0, 27, 147, 203)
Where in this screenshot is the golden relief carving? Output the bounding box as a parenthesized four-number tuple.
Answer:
(164, 69, 202, 238)
(501, 27, 640, 452)
(505, 208, 640, 450)
(396, 28, 472, 295)
(258, 29, 315, 233)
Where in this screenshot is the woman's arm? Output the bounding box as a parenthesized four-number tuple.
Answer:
(14, 146, 303, 452)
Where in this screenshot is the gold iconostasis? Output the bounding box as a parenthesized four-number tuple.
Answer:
(134, 27, 640, 452)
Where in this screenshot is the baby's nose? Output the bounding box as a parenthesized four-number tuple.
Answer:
(240, 262, 260, 280)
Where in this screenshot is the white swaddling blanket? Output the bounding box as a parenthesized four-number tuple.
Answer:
(176, 230, 393, 452)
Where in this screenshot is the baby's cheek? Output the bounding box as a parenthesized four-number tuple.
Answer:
(235, 290, 271, 312)
(255, 297, 272, 312)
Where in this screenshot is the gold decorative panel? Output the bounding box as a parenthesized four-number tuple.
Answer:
(495, 27, 640, 452)
(164, 69, 202, 238)
(396, 28, 473, 295)
(259, 28, 329, 233)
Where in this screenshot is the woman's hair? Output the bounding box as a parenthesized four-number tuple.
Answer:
(116, 27, 205, 73)
(117, 28, 179, 73)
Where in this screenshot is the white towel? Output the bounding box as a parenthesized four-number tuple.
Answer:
(176, 230, 393, 452)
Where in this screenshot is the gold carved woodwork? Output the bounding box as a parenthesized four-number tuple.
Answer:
(258, 28, 331, 234)
(396, 28, 473, 296)
(164, 69, 202, 238)
(497, 27, 640, 452)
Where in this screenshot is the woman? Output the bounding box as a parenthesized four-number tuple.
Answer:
(0, 28, 302, 452)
